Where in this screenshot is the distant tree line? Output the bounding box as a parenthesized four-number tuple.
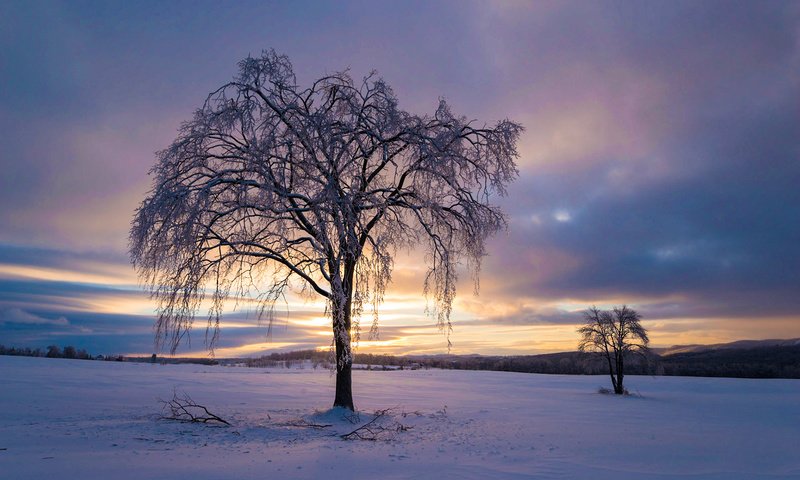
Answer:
(242, 350, 333, 369)
(4, 344, 798, 379)
(240, 349, 639, 375)
(0, 344, 92, 360)
(402, 352, 655, 376)
(241, 350, 425, 370)
(239, 346, 800, 379)
(0, 345, 125, 361)
(125, 355, 219, 366)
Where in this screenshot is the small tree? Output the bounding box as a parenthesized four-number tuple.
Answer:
(45, 345, 61, 358)
(578, 305, 649, 394)
(62, 345, 77, 359)
(130, 50, 522, 410)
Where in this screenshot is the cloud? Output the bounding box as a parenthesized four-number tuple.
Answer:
(0, 308, 68, 326)
(472, 2, 800, 322)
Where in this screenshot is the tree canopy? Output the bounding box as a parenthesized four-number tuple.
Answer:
(130, 50, 522, 409)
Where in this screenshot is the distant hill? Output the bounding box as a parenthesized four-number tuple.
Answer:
(656, 338, 800, 356)
(656, 341, 800, 379)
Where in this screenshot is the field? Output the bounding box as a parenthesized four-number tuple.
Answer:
(1, 356, 798, 479)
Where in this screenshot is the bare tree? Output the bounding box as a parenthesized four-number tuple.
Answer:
(578, 305, 649, 394)
(130, 50, 522, 410)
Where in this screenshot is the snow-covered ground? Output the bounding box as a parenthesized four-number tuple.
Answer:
(1, 356, 798, 479)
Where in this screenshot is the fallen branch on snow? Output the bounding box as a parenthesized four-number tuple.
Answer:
(276, 419, 333, 429)
(159, 390, 231, 426)
(340, 408, 412, 441)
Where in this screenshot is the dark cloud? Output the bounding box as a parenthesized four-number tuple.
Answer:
(0, 308, 68, 326)
(476, 1, 800, 326)
(485, 77, 800, 317)
(0, 244, 129, 273)
(0, 277, 135, 310)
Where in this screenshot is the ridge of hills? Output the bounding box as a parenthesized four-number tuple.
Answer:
(4, 338, 799, 379)
(232, 337, 800, 379)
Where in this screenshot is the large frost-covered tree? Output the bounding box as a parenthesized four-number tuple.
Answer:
(130, 50, 522, 410)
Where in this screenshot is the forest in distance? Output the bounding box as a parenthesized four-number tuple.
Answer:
(234, 342, 800, 379)
(4, 339, 799, 379)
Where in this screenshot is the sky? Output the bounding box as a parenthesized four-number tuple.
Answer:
(1, 0, 798, 357)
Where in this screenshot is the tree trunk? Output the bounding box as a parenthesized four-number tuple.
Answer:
(331, 297, 354, 410)
(605, 353, 617, 393)
(615, 355, 625, 395)
(332, 258, 356, 411)
(333, 341, 354, 410)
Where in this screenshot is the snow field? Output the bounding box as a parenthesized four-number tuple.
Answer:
(1, 356, 798, 479)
